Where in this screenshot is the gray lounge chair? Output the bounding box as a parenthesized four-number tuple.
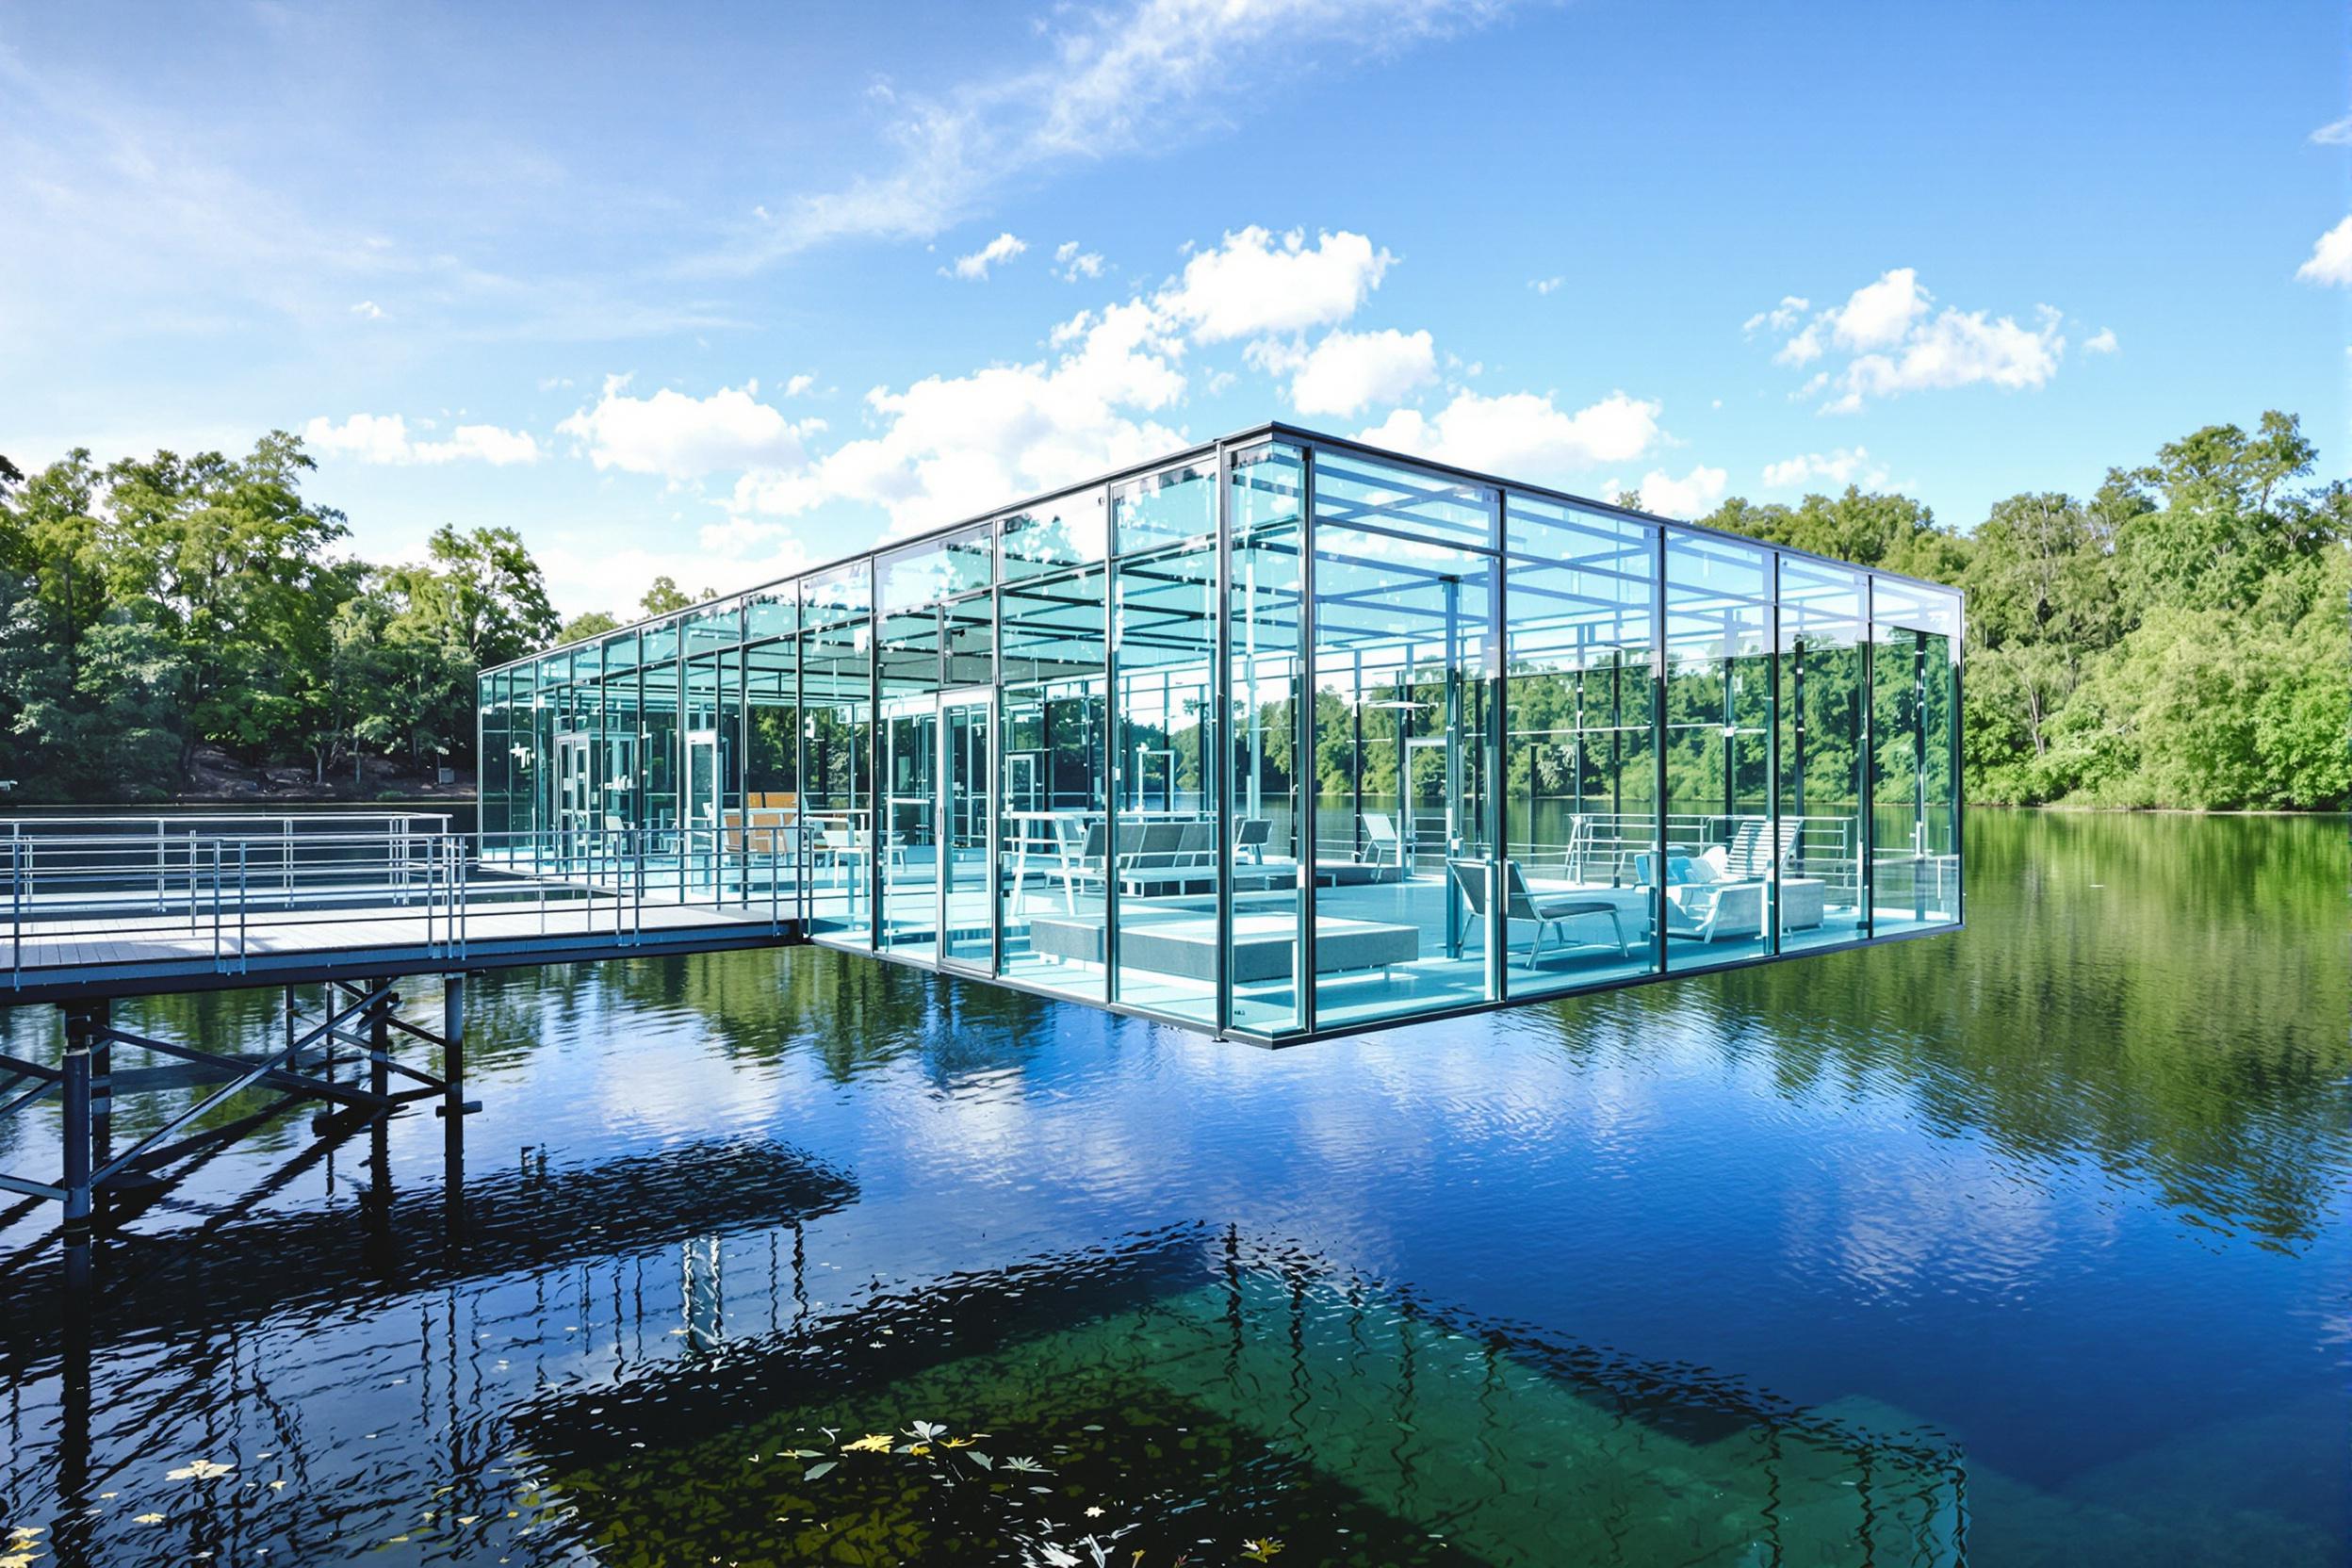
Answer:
(1448, 858, 1632, 966)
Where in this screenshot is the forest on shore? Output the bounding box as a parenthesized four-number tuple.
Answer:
(0, 409, 2343, 810)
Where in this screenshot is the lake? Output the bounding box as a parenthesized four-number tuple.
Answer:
(0, 808, 2344, 1565)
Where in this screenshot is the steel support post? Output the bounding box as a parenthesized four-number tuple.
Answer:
(369, 977, 391, 1101)
(60, 1004, 94, 1244)
(439, 973, 466, 1119)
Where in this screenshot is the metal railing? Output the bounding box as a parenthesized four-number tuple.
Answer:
(4, 818, 805, 985)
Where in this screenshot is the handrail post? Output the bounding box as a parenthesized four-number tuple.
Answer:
(155, 819, 166, 913)
(238, 840, 250, 970)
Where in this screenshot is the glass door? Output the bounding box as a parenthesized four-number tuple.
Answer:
(940, 689, 994, 970)
(684, 727, 722, 895)
(878, 697, 939, 959)
(555, 732, 596, 874)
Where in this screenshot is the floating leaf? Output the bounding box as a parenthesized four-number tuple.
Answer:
(801, 1462, 836, 1482)
(967, 1453, 993, 1470)
(166, 1461, 234, 1482)
(133, 1515, 164, 1526)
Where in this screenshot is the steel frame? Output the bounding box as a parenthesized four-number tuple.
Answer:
(2, 972, 480, 1264)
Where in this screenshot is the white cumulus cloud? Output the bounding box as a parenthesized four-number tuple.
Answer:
(1263, 326, 1436, 417)
(1054, 240, 1105, 281)
(1749, 270, 2071, 413)
(2082, 327, 2119, 354)
(2295, 215, 2352, 286)
(1618, 464, 1726, 520)
(947, 231, 1027, 280)
(1742, 295, 1810, 335)
(1529, 276, 1562, 295)
(1155, 226, 1393, 343)
(302, 413, 538, 466)
(2311, 113, 2352, 146)
(1760, 447, 1888, 491)
(1828, 268, 1930, 351)
(730, 297, 1186, 536)
(1356, 388, 1662, 478)
(556, 376, 822, 479)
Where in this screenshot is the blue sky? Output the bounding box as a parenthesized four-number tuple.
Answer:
(5, 0, 2345, 618)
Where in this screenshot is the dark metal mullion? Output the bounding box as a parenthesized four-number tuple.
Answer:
(1298, 447, 1318, 1037)
(1487, 499, 1509, 1002)
(990, 535, 1004, 977)
(1860, 575, 1875, 939)
(1103, 489, 1121, 1006)
(1213, 441, 1233, 1037)
(1766, 552, 1781, 956)
(1651, 528, 1670, 973)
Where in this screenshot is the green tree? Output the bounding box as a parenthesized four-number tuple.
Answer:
(560, 609, 622, 644)
(639, 575, 715, 617)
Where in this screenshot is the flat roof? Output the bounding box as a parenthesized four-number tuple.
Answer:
(484, 419, 1962, 677)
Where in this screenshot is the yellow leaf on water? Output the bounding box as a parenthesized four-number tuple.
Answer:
(133, 1515, 164, 1526)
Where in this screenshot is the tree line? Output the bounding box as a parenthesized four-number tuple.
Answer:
(1690, 409, 2347, 811)
(2, 411, 2342, 808)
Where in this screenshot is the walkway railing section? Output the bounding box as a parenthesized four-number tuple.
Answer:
(4, 817, 805, 985)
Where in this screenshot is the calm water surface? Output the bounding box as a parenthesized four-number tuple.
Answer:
(0, 810, 2344, 1566)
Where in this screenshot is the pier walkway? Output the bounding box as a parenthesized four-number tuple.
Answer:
(5, 814, 799, 1003)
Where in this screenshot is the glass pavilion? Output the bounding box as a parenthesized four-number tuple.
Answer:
(479, 425, 1962, 1044)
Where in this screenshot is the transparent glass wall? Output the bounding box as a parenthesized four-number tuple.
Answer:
(1226, 446, 1308, 1036)
(800, 563, 873, 945)
(1869, 579, 1963, 933)
(476, 427, 1963, 1040)
(1776, 556, 1867, 950)
(1502, 496, 1659, 997)
(1308, 444, 1499, 1029)
(743, 586, 798, 912)
(1110, 463, 1219, 1025)
(1660, 531, 1774, 972)
(996, 536, 1108, 1001)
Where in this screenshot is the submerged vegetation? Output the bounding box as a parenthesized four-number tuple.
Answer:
(1, 410, 2342, 808)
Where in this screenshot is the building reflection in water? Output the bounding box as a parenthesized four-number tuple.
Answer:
(5, 1102, 1967, 1568)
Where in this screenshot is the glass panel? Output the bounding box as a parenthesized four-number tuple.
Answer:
(995, 564, 1108, 999)
(880, 527, 991, 612)
(1310, 520, 1496, 1029)
(941, 692, 994, 969)
(1502, 495, 1660, 998)
(1000, 491, 1108, 581)
(1870, 580, 1962, 932)
(1111, 537, 1218, 1024)
(1661, 531, 1773, 971)
(799, 579, 873, 947)
(480, 670, 509, 843)
(1227, 445, 1307, 1037)
(1776, 556, 1868, 950)
(598, 629, 642, 866)
(1113, 461, 1215, 557)
(743, 611, 800, 916)
(1312, 447, 1496, 551)
(681, 633, 738, 901)
(639, 620, 680, 890)
(877, 604, 940, 959)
